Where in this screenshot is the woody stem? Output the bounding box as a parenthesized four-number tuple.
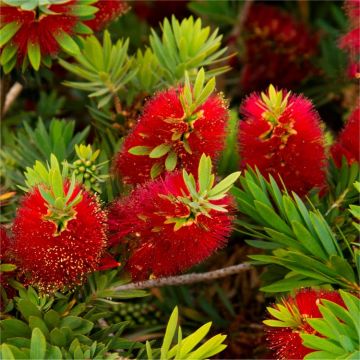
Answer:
(112, 263, 252, 291)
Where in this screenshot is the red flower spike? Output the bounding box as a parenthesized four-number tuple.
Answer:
(114, 70, 228, 185)
(0, 0, 97, 71)
(12, 156, 107, 293)
(238, 85, 327, 196)
(12, 185, 107, 293)
(241, 4, 318, 92)
(331, 107, 360, 166)
(85, 0, 129, 32)
(109, 154, 239, 280)
(265, 289, 345, 360)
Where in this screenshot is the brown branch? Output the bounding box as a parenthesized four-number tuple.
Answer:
(113, 263, 252, 291)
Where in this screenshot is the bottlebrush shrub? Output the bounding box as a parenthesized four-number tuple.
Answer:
(12, 156, 107, 293)
(264, 289, 359, 359)
(114, 69, 229, 184)
(240, 4, 318, 92)
(238, 85, 326, 196)
(109, 154, 240, 280)
(331, 107, 360, 167)
(84, 0, 129, 32)
(0, 0, 99, 72)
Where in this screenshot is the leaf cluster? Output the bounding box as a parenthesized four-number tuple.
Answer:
(233, 168, 359, 293)
(60, 31, 137, 109)
(0, 118, 89, 188)
(301, 291, 360, 359)
(142, 307, 227, 360)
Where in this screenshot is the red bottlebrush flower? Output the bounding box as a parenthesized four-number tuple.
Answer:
(240, 4, 318, 93)
(265, 289, 345, 360)
(85, 0, 129, 32)
(331, 107, 360, 166)
(339, 0, 360, 79)
(0, 226, 10, 261)
(109, 155, 239, 280)
(239, 85, 326, 196)
(12, 156, 107, 294)
(114, 76, 228, 185)
(0, 1, 97, 71)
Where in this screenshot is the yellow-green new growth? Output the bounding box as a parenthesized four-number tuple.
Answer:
(165, 154, 240, 231)
(71, 144, 108, 193)
(260, 84, 291, 123)
(23, 154, 82, 235)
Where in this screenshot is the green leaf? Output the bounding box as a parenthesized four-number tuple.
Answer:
(165, 151, 177, 172)
(29, 317, 49, 336)
(128, 146, 152, 156)
(0, 319, 31, 341)
(329, 255, 356, 283)
(208, 171, 240, 198)
(195, 77, 215, 107)
(0, 43, 17, 65)
(198, 154, 212, 193)
(55, 32, 80, 55)
(27, 42, 41, 71)
(149, 143, 172, 159)
(0, 22, 21, 47)
(161, 307, 178, 360)
(30, 328, 47, 360)
(193, 67, 205, 99)
(0, 264, 17, 272)
(150, 162, 164, 179)
(17, 299, 42, 320)
(0, 344, 15, 360)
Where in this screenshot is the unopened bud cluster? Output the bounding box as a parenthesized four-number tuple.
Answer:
(110, 302, 162, 328)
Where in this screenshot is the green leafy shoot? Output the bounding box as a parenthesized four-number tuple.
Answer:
(59, 31, 137, 108)
(149, 16, 230, 84)
(22, 154, 82, 235)
(233, 167, 359, 292)
(302, 291, 360, 359)
(180, 68, 216, 118)
(260, 84, 291, 123)
(145, 306, 227, 360)
(164, 154, 240, 231)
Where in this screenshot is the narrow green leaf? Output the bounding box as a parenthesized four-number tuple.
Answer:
(30, 328, 46, 360)
(150, 162, 164, 179)
(195, 77, 215, 107)
(55, 32, 80, 55)
(128, 146, 152, 156)
(0, 22, 21, 47)
(161, 307, 179, 360)
(27, 42, 41, 71)
(149, 143, 172, 158)
(165, 151, 178, 171)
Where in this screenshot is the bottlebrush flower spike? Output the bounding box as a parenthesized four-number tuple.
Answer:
(109, 154, 239, 280)
(264, 289, 345, 360)
(239, 84, 326, 196)
(0, 0, 98, 72)
(331, 107, 360, 166)
(12, 155, 107, 293)
(241, 4, 318, 92)
(114, 69, 229, 184)
(84, 0, 129, 32)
